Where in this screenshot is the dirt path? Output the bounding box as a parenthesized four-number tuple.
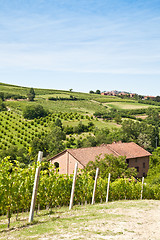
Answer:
(1, 200, 160, 240)
(40, 200, 160, 240)
(102, 201, 160, 240)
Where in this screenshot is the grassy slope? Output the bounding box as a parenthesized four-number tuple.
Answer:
(105, 101, 158, 110)
(1, 82, 155, 113)
(0, 82, 155, 151)
(0, 200, 158, 240)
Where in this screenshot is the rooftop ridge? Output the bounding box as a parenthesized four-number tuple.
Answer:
(107, 145, 121, 157)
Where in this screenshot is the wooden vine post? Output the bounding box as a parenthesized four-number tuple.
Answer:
(29, 151, 43, 223)
(92, 168, 99, 205)
(106, 173, 111, 203)
(140, 177, 144, 200)
(69, 162, 78, 210)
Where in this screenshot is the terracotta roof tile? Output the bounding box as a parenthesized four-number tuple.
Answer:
(68, 146, 116, 166)
(49, 142, 151, 166)
(107, 142, 151, 159)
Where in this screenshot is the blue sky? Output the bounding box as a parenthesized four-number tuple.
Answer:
(0, 0, 160, 95)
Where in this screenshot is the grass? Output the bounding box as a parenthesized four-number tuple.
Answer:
(63, 119, 120, 130)
(6, 98, 107, 115)
(1, 82, 157, 115)
(95, 96, 135, 103)
(0, 200, 158, 240)
(37, 93, 73, 99)
(104, 101, 158, 110)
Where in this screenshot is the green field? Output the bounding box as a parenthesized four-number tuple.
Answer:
(63, 119, 120, 129)
(1, 82, 157, 114)
(104, 101, 157, 110)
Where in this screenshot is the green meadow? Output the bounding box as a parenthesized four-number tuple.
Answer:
(104, 101, 158, 110)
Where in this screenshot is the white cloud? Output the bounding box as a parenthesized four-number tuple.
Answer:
(0, 1, 160, 94)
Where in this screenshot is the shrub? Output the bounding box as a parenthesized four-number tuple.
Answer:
(23, 105, 48, 119)
(0, 99, 7, 111)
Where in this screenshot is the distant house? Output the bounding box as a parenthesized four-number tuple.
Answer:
(118, 92, 128, 96)
(101, 90, 119, 96)
(49, 142, 151, 178)
(144, 96, 156, 100)
(101, 91, 135, 98)
(130, 93, 136, 98)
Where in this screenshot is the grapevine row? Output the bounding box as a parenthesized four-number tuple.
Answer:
(0, 157, 160, 226)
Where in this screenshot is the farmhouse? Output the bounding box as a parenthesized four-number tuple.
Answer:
(49, 142, 151, 178)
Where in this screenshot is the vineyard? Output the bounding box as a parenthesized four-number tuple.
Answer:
(0, 157, 160, 228)
(1, 83, 160, 233)
(1, 82, 159, 153)
(0, 110, 94, 151)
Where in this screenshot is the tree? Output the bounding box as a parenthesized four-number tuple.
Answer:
(85, 154, 137, 181)
(27, 88, 35, 101)
(114, 114, 122, 124)
(0, 92, 4, 101)
(74, 121, 85, 134)
(81, 136, 97, 148)
(94, 128, 110, 145)
(0, 99, 6, 111)
(54, 118, 63, 129)
(95, 90, 101, 94)
(29, 137, 49, 160)
(46, 126, 66, 157)
(29, 126, 66, 159)
(155, 96, 160, 102)
(137, 133, 151, 150)
(23, 104, 48, 119)
(147, 147, 160, 184)
(145, 108, 160, 126)
(89, 90, 94, 94)
(87, 121, 95, 132)
(0, 146, 29, 165)
(104, 128, 122, 143)
(121, 119, 156, 150)
(151, 125, 159, 148)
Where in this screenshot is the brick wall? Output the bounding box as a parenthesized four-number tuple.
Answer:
(128, 156, 149, 177)
(50, 151, 150, 177)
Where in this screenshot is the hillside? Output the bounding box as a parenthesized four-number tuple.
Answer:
(0, 82, 159, 155)
(0, 82, 156, 114)
(0, 200, 159, 240)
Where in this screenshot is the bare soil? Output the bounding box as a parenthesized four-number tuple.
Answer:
(40, 200, 160, 240)
(0, 200, 160, 240)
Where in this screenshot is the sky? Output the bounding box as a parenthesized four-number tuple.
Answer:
(0, 0, 160, 96)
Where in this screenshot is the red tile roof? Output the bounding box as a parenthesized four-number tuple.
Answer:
(68, 146, 114, 166)
(49, 142, 151, 167)
(107, 142, 151, 159)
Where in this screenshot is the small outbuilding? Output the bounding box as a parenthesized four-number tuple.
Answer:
(49, 142, 151, 178)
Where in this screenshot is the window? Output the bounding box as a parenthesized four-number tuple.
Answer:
(135, 166, 139, 172)
(143, 162, 145, 168)
(135, 158, 137, 163)
(54, 162, 59, 172)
